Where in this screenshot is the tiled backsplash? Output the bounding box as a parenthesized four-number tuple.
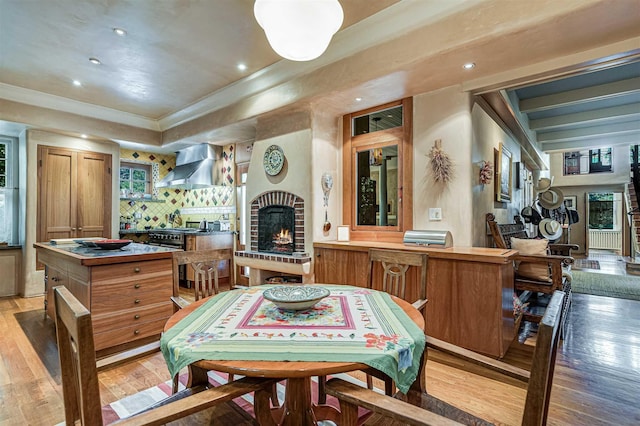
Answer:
(119, 146, 237, 230)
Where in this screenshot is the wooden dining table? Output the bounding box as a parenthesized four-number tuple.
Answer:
(163, 285, 425, 426)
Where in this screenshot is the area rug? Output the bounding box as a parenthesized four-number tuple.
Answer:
(570, 270, 640, 301)
(101, 371, 372, 424)
(573, 259, 600, 270)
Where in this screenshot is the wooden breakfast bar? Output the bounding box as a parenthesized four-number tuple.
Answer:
(34, 242, 179, 358)
(313, 241, 518, 358)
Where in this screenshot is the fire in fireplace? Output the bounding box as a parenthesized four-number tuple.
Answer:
(258, 205, 295, 254)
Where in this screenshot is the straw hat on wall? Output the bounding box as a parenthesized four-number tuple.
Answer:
(534, 177, 554, 193)
(539, 218, 563, 241)
(538, 187, 564, 210)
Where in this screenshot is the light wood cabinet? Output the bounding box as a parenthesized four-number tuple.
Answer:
(313, 242, 517, 358)
(37, 146, 112, 242)
(36, 243, 174, 358)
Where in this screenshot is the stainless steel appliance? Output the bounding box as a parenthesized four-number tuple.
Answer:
(156, 144, 224, 189)
(148, 230, 186, 248)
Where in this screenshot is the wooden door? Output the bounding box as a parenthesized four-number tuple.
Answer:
(38, 147, 76, 241)
(77, 151, 111, 238)
(38, 146, 112, 242)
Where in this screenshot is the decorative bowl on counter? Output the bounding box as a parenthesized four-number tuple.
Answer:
(262, 286, 330, 311)
(74, 239, 99, 248)
(93, 239, 132, 250)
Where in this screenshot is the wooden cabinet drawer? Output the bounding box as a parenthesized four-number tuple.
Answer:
(92, 302, 174, 334)
(92, 259, 173, 284)
(94, 316, 169, 351)
(91, 287, 172, 315)
(91, 275, 171, 300)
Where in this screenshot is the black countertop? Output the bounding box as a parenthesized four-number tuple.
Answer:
(119, 229, 233, 236)
(34, 242, 180, 265)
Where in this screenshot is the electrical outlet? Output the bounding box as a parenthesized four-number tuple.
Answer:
(429, 208, 442, 221)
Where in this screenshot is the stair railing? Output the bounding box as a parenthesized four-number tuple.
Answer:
(627, 145, 640, 261)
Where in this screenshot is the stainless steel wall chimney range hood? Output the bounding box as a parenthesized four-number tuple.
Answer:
(156, 144, 224, 189)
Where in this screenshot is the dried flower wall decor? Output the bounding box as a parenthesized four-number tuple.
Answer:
(479, 160, 493, 185)
(428, 139, 453, 183)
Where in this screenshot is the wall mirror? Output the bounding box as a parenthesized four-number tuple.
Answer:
(342, 98, 413, 241)
(355, 143, 398, 226)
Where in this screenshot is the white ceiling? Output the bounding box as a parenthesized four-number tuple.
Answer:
(1, 0, 639, 154)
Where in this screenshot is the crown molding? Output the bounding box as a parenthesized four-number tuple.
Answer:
(0, 82, 160, 131)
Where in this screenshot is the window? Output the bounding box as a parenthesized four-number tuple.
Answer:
(563, 148, 612, 175)
(0, 136, 18, 245)
(120, 161, 151, 197)
(342, 98, 413, 240)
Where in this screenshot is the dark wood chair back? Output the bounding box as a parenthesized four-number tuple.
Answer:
(53, 285, 277, 425)
(522, 290, 565, 425)
(326, 290, 567, 426)
(172, 248, 233, 301)
(486, 213, 578, 256)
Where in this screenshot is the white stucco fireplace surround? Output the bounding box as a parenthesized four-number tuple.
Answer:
(235, 190, 312, 284)
(233, 108, 340, 285)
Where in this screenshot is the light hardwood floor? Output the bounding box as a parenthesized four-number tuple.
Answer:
(1, 281, 639, 425)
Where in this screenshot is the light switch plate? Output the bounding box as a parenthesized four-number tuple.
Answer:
(429, 208, 442, 221)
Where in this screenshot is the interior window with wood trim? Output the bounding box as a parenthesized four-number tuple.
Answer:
(342, 98, 413, 242)
(120, 161, 151, 197)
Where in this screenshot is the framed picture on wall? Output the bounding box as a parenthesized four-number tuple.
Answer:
(564, 195, 577, 209)
(495, 143, 512, 202)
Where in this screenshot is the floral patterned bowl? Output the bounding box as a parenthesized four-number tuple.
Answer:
(263, 286, 330, 311)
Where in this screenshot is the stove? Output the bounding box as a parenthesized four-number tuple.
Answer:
(148, 229, 188, 248)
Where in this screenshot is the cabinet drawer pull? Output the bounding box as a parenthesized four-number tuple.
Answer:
(134, 284, 141, 289)
(133, 267, 141, 273)
(51, 277, 59, 282)
(134, 330, 140, 335)
(134, 299, 141, 304)
(134, 314, 140, 320)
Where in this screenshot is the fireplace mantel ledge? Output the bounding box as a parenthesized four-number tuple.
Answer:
(234, 251, 312, 277)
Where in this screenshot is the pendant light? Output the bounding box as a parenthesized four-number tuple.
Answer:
(254, 0, 344, 61)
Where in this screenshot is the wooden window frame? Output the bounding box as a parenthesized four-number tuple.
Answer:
(342, 98, 413, 242)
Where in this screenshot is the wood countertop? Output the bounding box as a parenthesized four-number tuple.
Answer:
(33, 242, 180, 266)
(313, 241, 516, 264)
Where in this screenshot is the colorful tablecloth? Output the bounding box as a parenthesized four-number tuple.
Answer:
(160, 285, 425, 393)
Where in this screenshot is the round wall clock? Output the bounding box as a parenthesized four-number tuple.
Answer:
(263, 144, 285, 176)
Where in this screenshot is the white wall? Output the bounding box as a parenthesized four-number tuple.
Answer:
(413, 86, 474, 246)
(550, 146, 630, 187)
(470, 104, 523, 246)
(23, 130, 120, 297)
(311, 106, 341, 243)
(246, 125, 314, 255)
(548, 145, 630, 255)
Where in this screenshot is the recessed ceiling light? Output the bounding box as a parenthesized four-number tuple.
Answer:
(463, 62, 476, 70)
(237, 63, 247, 71)
(72, 80, 82, 87)
(355, 97, 362, 102)
(89, 57, 101, 65)
(113, 27, 127, 36)
(81, 134, 88, 139)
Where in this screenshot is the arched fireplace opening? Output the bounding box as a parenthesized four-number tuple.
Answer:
(258, 205, 295, 254)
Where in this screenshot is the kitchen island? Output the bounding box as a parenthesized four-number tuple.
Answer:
(34, 242, 179, 358)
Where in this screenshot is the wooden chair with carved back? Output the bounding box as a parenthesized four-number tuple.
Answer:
(364, 248, 429, 394)
(316, 248, 428, 404)
(169, 249, 279, 405)
(326, 290, 567, 426)
(486, 213, 573, 325)
(170, 248, 234, 309)
(53, 285, 276, 426)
